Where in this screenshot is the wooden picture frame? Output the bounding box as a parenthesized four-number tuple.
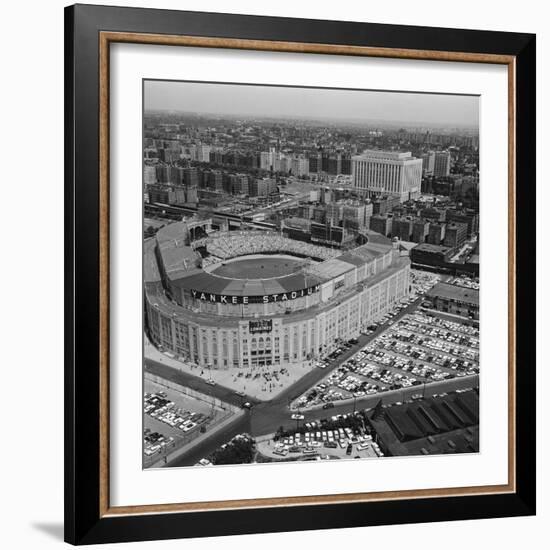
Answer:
(65, 4, 536, 545)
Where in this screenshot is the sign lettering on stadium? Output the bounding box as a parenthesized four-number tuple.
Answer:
(190, 284, 320, 304)
(334, 276, 345, 290)
(249, 319, 272, 333)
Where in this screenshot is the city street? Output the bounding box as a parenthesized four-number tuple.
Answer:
(149, 292, 480, 466)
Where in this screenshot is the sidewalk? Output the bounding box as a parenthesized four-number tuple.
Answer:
(145, 334, 315, 402)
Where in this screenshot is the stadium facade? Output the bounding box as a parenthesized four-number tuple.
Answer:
(144, 221, 410, 369)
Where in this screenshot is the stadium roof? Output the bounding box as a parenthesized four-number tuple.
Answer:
(144, 239, 162, 283)
(361, 230, 392, 246)
(307, 258, 354, 279)
(145, 256, 410, 327)
(149, 221, 394, 298)
(155, 221, 189, 245)
(339, 242, 385, 265)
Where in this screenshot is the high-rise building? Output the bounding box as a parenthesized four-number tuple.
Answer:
(291, 156, 310, 177)
(421, 206, 447, 223)
(308, 154, 322, 174)
(196, 144, 211, 163)
(144, 165, 157, 185)
(155, 163, 170, 184)
(372, 195, 401, 215)
(392, 216, 413, 241)
(209, 148, 224, 164)
(421, 152, 435, 175)
(363, 201, 374, 229)
(250, 178, 277, 197)
(326, 202, 344, 226)
(311, 205, 326, 224)
(164, 148, 182, 163)
(310, 222, 353, 247)
(352, 150, 422, 202)
(427, 222, 446, 245)
(148, 184, 175, 204)
(433, 151, 451, 177)
(443, 222, 468, 248)
(447, 209, 479, 236)
(172, 187, 187, 205)
(370, 214, 393, 237)
(343, 202, 368, 230)
(183, 167, 200, 188)
(226, 173, 249, 195)
(260, 151, 272, 171)
(412, 219, 430, 243)
(327, 154, 342, 175)
(207, 170, 223, 191)
(341, 155, 352, 175)
(273, 154, 292, 174)
(186, 186, 198, 204)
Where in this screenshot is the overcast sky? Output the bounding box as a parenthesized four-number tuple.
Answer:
(144, 80, 479, 129)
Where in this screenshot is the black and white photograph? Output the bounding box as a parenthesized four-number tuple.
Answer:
(0, 0, 542, 546)
(142, 80, 481, 469)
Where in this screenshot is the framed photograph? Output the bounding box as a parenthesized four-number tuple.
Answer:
(65, 4, 536, 545)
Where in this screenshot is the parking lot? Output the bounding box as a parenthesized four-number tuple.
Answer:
(293, 309, 479, 410)
(310, 270, 442, 371)
(257, 413, 384, 461)
(409, 269, 442, 302)
(447, 275, 480, 290)
(143, 381, 218, 461)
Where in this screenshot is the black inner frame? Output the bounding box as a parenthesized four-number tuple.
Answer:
(65, 4, 536, 545)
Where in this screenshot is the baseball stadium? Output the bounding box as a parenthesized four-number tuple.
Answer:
(144, 220, 411, 370)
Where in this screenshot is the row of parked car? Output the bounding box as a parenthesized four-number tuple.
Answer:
(143, 429, 174, 457)
(410, 270, 441, 296)
(294, 310, 480, 410)
(314, 338, 360, 369)
(312, 272, 440, 372)
(376, 332, 479, 368)
(448, 276, 480, 290)
(397, 317, 479, 349)
(368, 339, 477, 377)
(144, 391, 208, 434)
(273, 424, 383, 458)
(408, 311, 479, 337)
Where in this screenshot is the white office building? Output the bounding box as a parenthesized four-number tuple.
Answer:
(352, 150, 422, 202)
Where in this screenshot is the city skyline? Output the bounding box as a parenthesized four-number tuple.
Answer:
(144, 80, 479, 129)
(143, 81, 480, 469)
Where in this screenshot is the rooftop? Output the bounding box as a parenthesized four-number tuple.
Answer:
(412, 243, 452, 254)
(147, 221, 395, 299)
(370, 391, 479, 456)
(352, 150, 415, 161)
(427, 282, 479, 305)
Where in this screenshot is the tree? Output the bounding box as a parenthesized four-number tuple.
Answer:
(210, 435, 256, 465)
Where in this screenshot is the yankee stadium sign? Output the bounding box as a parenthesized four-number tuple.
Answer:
(190, 284, 321, 304)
